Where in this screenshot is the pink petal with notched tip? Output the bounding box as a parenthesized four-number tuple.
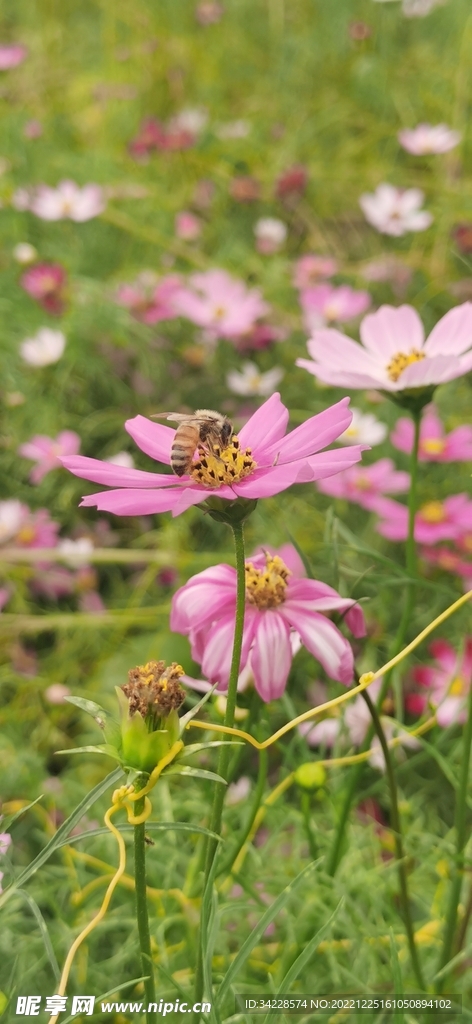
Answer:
(264, 397, 352, 463)
(59, 455, 175, 488)
(238, 392, 289, 456)
(285, 582, 366, 637)
(125, 415, 174, 464)
(250, 612, 293, 701)
(424, 303, 472, 357)
(279, 604, 354, 683)
(170, 564, 236, 632)
(296, 358, 382, 389)
(201, 607, 257, 688)
(399, 354, 463, 389)
(359, 305, 424, 360)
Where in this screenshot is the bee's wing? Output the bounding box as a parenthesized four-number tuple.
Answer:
(150, 412, 191, 423)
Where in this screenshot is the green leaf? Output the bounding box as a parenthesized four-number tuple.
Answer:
(54, 821, 222, 848)
(164, 764, 227, 784)
(389, 929, 405, 1024)
(65, 695, 110, 718)
(180, 741, 243, 757)
(275, 900, 342, 996)
(0, 795, 45, 832)
(179, 683, 219, 732)
(0, 767, 124, 907)
(15, 890, 60, 984)
(55, 744, 120, 759)
(217, 859, 322, 1006)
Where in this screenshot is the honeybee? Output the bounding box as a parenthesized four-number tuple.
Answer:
(153, 409, 233, 477)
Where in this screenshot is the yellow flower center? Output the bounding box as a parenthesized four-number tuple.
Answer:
(190, 435, 257, 488)
(16, 525, 36, 544)
(245, 553, 290, 609)
(386, 348, 425, 383)
(354, 473, 372, 491)
(422, 438, 446, 455)
(449, 676, 465, 696)
(420, 501, 446, 524)
(344, 426, 358, 438)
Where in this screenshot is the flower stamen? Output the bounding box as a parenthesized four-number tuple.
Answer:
(245, 553, 291, 608)
(190, 435, 257, 488)
(386, 348, 425, 383)
(420, 500, 445, 524)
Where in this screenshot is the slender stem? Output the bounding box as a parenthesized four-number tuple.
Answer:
(218, 746, 268, 879)
(301, 792, 318, 861)
(326, 409, 422, 876)
(133, 791, 156, 1023)
(361, 690, 425, 990)
(193, 520, 246, 1007)
(435, 677, 472, 989)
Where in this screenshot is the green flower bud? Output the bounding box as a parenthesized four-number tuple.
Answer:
(294, 762, 327, 792)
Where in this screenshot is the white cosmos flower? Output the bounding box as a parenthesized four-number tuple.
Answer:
(226, 361, 284, 396)
(57, 538, 94, 567)
(29, 180, 105, 222)
(398, 124, 461, 155)
(336, 408, 387, 447)
(170, 108, 208, 135)
(360, 183, 433, 236)
(254, 217, 287, 253)
(216, 120, 251, 140)
(20, 328, 66, 366)
(0, 500, 27, 544)
(13, 242, 37, 264)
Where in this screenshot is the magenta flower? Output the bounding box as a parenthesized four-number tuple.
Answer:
(299, 283, 371, 333)
(175, 211, 202, 241)
(19, 431, 81, 484)
(297, 303, 472, 391)
(374, 494, 472, 544)
(391, 405, 472, 462)
(173, 269, 270, 339)
(60, 394, 366, 518)
(20, 262, 67, 315)
(412, 639, 472, 727)
(0, 45, 27, 69)
(317, 458, 410, 511)
(293, 255, 338, 289)
(115, 274, 181, 324)
(171, 544, 366, 699)
(398, 124, 461, 156)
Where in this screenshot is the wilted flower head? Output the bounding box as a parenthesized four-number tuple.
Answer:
(360, 183, 433, 236)
(229, 176, 261, 203)
(297, 303, 472, 393)
(275, 164, 308, 202)
(398, 124, 461, 155)
(20, 328, 66, 366)
(118, 660, 186, 772)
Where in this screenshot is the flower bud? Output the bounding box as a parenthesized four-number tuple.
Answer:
(294, 762, 327, 792)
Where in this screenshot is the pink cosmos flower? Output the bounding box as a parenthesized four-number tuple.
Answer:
(299, 283, 371, 332)
(115, 274, 181, 324)
(175, 211, 202, 240)
(317, 458, 410, 510)
(60, 393, 366, 518)
(173, 269, 270, 339)
(398, 124, 461, 156)
(391, 405, 472, 462)
(196, 2, 224, 25)
(19, 431, 81, 484)
(0, 501, 60, 550)
(293, 255, 339, 289)
(171, 543, 366, 699)
(420, 546, 472, 590)
(412, 639, 472, 727)
(275, 165, 308, 203)
(233, 323, 285, 353)
(23, 119, 42, 139)
(29, 181, 105, 221)
(0, 45, 27, 69)
(374, 494, 472, 544)
(297, 303, 472, 391)
(359, 184, 433, 236)
(20, 262, 67, 315)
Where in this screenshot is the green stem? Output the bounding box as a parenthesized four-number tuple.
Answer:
(193, 521, 247, 1007)
(133, 791, 156, 1023)
(326, 409, 422, 877)
(361, 690, 425, 990)
(435, 677, 472, 989)
(301, 792, 318, 861)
